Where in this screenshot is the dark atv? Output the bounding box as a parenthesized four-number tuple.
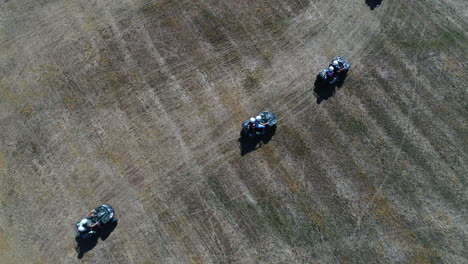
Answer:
(242, 111, 277, 138)
(76, 204, 117, 239)
(318, 56, 351, 85)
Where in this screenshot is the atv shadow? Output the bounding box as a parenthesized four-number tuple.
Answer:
(313, 72, 348, 104)
(261, 125, 276, 145)
(238, 126, 276, 156)
(75, 220, 118, 259)
(99, 219, 118, 241)
(366, 0, 383, 10)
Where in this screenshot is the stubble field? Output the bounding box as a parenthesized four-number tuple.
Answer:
(1, 0, 467, 263)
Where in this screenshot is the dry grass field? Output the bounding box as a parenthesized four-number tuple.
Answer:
(1, 0, 467, 263)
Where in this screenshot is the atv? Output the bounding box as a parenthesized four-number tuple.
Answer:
(319, 56, 351, 85)
(242, 111, 277, 137)
(76, 204, 116, 239)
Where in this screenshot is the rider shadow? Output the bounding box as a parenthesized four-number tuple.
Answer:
(238, 127, 277, 156)
(75, 221, 118, 259)
(366, 0, 383, 10)
(75, 235, 98, 259)
(314, 75, 335, 104)
(313, 72, 348, 104)
(238, 133, 261, 156)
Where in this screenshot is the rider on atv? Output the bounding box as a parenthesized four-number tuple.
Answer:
(242, 111, 277, 137)
(77, 210, 100, 234)
(319, 57, 351, 84)
(255, 115, 267, 134)
(76, 204, 116, 238)
(246, 117, 257, 135)
(327, 66, 336, 78)
(330, 58, 347, 74)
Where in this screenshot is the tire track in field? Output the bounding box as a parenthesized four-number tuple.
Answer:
(102, 8, 202, 179)
(128, 4, 253, 157)
(105, 3, 284, 260)
(265, 111, 366, 261)
(364, 77, 462, 182)
(190, 1, 390, 249)
(100, 9, 222, 262)
(114, 15, 268, 250)
(342, 20, 466, 244)
(331, 90, 432, 236)
(342, 84, 466, 250)
(377, 0, 466, 124)
(250, 0, 456, 250)
(375, 37, 467, 138)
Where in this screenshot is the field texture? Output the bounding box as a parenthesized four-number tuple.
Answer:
(1, 0, 467, 263)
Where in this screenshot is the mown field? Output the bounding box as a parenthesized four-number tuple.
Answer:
(1, 0, 467, 263)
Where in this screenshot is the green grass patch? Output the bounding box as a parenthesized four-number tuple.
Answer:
(140, 0, 176, 13)
(196, 9, 228, 46)
(438, 30, 468, 48)
(346, 119, 368, 136)
(334, 111, 368, 136)
(206, 175, 233, 210)
(397, 29, 468, 50)
(243, 75, 259, 92)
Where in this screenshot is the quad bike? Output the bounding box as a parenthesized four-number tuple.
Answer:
(242, 111, 277, 137)
(76, 204, 116, 239)
(319, 57, 351, 85)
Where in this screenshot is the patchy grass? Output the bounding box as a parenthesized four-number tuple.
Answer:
(140, 0, 176, 13)
(206, 175, 233, 210)
(2, 0, 467, 262)
(333, 110, 368, 136)
(410, 245, 442, 264)
(20, 105, 33, 118)
(396, 29, 468, 50)
(346, 119, 368, 136)
(196, 10, 231, 48)
(243, 75, 259, 93)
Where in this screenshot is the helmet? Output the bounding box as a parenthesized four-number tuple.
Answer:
(255, 116, 262, 121)
(80, 218, 88, 225)
(249, 117, 255, 123)
(78, 226, 86, 232)
(328, 66, 334, 72)
(332, 60, 339, 66)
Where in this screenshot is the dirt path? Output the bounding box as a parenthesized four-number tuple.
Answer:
(1, 0, 467, 263)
